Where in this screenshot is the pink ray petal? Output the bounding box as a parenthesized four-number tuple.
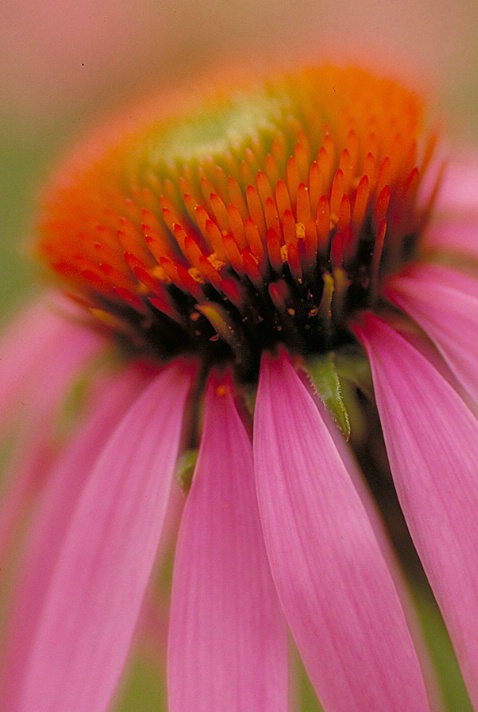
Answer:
(0, 296, 100, 430)
(0, 298, 64, 422)
(168, 374, 288, 712)
(0, 427, 55, 566)
(0, 309, 105, 566)
(0, 366, 149, 708)
(137, 478, 186, 664)
(434, 158, 478, 214)
(253, 351, 431, 712)
(0, 322, 101, 536)
(424, 219, 478, 260)
(386, 263, 478, 403)
(356, 314, 478, 708)
(10, 362, 192, 712)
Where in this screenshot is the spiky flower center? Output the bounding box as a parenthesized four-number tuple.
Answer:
(38, 65, 436, 382)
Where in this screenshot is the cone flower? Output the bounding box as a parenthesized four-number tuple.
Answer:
(1, 64, 478, 711)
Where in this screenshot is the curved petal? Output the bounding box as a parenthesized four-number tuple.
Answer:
(0, 431, 54, 573)
(386, 263, 478, 404)
(0, 321, 103, 565)
(0, 367, 148, 708)
(0, 298, 64, 423)
(356, 314, 478, 708)
(253, 352, 430, 712)
(0, 296, 100, 430)
(11, 362, 192, 712)
(168, 374, 288, 712)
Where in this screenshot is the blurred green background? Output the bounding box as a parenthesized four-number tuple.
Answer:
(1, 0, 478, 708)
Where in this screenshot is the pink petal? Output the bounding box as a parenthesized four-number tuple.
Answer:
(0, 305, 104, 565)
(0, 429, 54, 567)
(0, 366, 148, 708)
(168, 374, 288, 712)
(138, 472, 186, 664)
(356, 314, 478, 708)
(253, 352, 430, 712)
(11, 362, 192, 712)
(424, 219, 478, 260)
(386, 263, 478, 403)
(434, 158, 478, 215)
(0, 296, 100, 430)
(0, 298, 63, 422)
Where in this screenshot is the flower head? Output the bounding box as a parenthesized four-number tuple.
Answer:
(2, 62, 478, 712)
(37, 66, 432, 381)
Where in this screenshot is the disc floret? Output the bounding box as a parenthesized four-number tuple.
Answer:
(38, 65, 436, 382)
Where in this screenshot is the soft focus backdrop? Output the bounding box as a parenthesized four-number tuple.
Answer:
(1, 0, 478, 709)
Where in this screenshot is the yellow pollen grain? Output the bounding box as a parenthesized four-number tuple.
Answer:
(188, 267, 205, 283)
(208, 253, 226, 271)
(151, 265, 169, 283)
(329, 214, 339, 229)
(215, 384, 228, 397)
